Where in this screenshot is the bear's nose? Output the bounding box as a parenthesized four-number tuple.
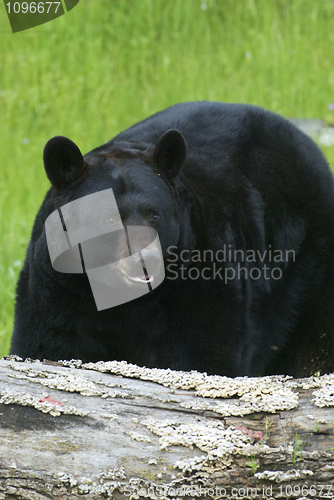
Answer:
(133, 248, 161, 272)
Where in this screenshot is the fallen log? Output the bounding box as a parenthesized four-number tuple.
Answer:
(0, 356, 334, 499)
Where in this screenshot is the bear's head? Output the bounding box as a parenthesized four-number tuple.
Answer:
(43, 130, 189, 310)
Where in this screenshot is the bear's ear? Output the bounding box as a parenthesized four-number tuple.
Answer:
(43, 136, 86, 189)
(153, 129, 187, 179)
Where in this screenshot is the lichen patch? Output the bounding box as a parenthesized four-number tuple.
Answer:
(0, 388, 87, 417)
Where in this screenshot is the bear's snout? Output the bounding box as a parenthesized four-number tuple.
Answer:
(121, 246, 162, 281)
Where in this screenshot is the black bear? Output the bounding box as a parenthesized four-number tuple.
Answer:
(10, 102, 334, 377)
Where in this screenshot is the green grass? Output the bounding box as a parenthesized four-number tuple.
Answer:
(1, 0, 334, 356)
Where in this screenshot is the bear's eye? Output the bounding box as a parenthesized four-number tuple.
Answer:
(106, 217, 117, 225)
(150, 214, 160, 222)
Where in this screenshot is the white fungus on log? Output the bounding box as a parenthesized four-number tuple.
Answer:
(0, 388, 87, 416)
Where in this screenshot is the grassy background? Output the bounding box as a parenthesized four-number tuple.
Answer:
(1, 0, 334, 356)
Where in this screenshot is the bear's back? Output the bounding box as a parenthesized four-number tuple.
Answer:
(103, 102, 332, 191)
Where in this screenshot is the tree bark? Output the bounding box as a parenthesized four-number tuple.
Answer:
(0, 356, 334, 499)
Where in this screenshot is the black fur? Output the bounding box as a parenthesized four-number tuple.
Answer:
(11, 102, 334, 377)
